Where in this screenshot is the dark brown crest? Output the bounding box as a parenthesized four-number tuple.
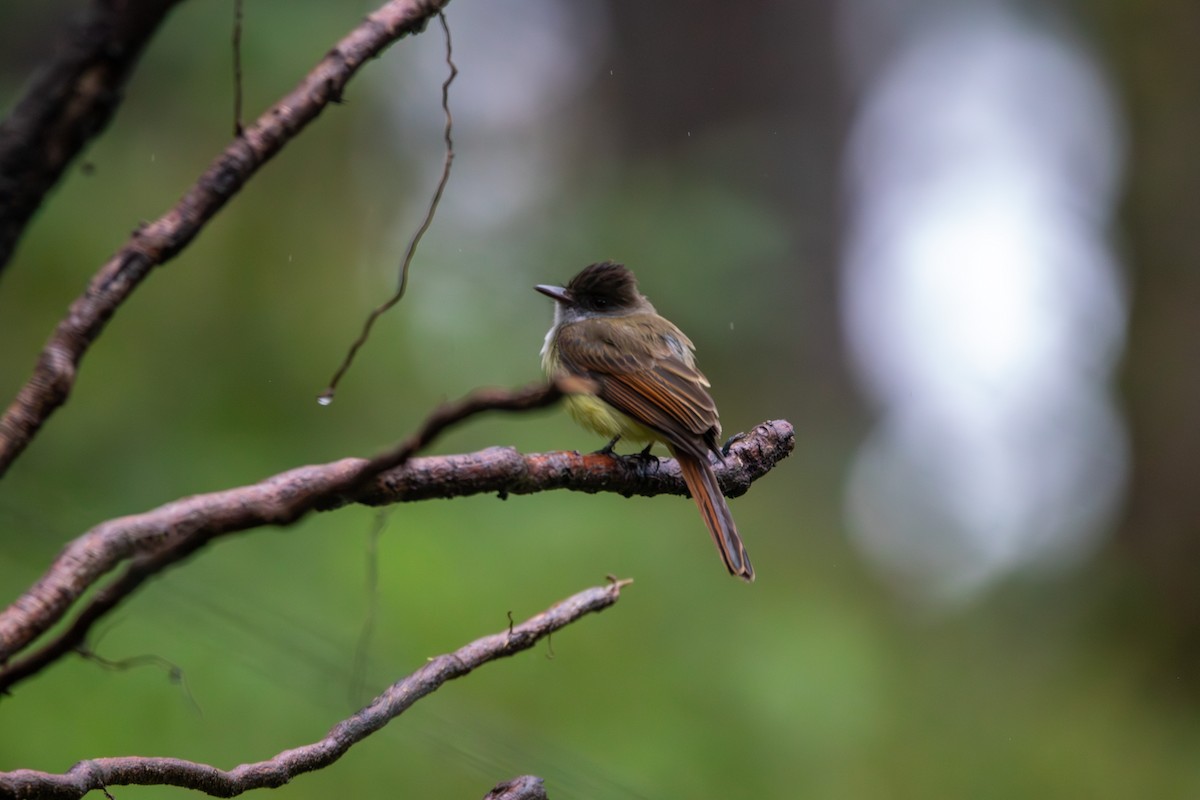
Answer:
(565, 262, 641, 312)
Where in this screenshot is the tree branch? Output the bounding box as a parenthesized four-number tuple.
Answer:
(0, 0, 184, 275)
(0, 402, 790, 693)
(0, 580, 628, 799)
(483, 776, 549, 800)
(352, 418, 794, 506)
(0, 377, 583, 688)
(0, 0, 453, 479)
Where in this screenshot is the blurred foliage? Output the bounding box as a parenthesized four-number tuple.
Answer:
(1, 1, 1199, 799)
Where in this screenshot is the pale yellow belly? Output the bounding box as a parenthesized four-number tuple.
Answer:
(563, 393, 660, 444)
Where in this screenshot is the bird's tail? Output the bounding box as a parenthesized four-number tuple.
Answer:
(673, 447, 755, 582)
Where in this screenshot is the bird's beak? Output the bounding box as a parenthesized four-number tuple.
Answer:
(535, 284, 571, 303)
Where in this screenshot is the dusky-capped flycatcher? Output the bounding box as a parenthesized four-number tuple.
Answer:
(536, 262, 754, 582)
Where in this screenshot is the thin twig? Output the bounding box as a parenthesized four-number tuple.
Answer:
(232, 0, 244, 136)
(0, 580, 630, 799)
(76, 646, 202, 714)
(349, 509, 390, 707)
(0, 0, 453, 479)
(319, 10, 458, 403)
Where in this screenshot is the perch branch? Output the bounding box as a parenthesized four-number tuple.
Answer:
(0, 580, 629, 799)
(0, 406, 789, 692)
(0, 0, 453, 479)
(0, 0, 183, 274)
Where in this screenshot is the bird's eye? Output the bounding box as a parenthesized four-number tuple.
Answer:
(593, 296, 611, 309)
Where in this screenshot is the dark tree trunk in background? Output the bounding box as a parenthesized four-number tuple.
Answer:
(1105, 0, 1200, 656)
(602, 0, 861, 437)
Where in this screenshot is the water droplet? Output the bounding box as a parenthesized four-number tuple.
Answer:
(317, 391, 334, 406)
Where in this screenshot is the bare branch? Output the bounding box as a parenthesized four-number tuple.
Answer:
(0, 409, 790, 692)
(483, 776, 549, 800)
(0, 378, 582, 688)
(0, 580, 629, 799)
(0, 0, 453, 479)
(0, 0, 184, 275)
(354, 418, 795, 506)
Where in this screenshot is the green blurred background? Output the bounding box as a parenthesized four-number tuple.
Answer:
(3, 0, 1200, 797)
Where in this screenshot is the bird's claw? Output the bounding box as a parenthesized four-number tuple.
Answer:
(721, 432, 747, 458)
(592, 436, 622, 457)
(623, 443, 660, 477)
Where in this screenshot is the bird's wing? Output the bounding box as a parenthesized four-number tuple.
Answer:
(555, 316, 720, 455)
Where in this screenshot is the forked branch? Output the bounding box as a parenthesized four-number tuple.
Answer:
(0, 390, 790, 693)
(0, 378, 584, 687)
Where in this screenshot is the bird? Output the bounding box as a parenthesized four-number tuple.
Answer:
(536, 261, 754, 581)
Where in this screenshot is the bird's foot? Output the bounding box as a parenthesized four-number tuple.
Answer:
(592, 436, 621, 457)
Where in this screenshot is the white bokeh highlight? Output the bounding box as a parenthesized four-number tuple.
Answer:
(840, 5, 1127, 602)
